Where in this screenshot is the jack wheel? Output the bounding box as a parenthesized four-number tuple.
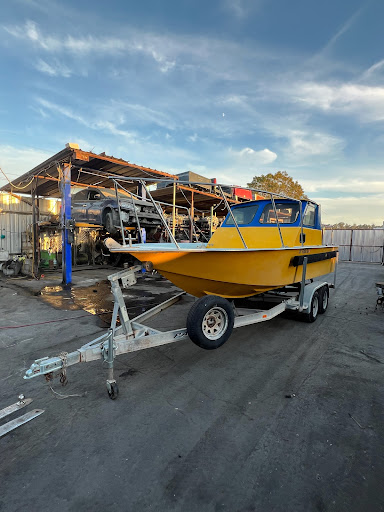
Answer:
(187, 295, 234, 350)
(107, 381, 119, 400)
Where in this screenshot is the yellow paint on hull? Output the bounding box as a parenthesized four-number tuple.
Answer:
(106, 221, 337, 299)
(128, 246, 337, 298)
(207, 226, 323, 249)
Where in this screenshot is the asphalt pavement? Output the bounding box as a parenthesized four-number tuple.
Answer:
(0, 262, 383, 512)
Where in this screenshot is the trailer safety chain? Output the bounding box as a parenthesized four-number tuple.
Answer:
(59, 352, 68, 386)
(42, 353, 87, 400)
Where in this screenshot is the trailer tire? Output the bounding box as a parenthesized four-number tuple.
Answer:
(318, 285, 329, 314)
(187, 295, 234, 350)
(303, 290, 319, 323)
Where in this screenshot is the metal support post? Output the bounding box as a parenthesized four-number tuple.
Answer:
(299, 201, 304, 246)
(189, 190, 194, 242)
(106, 330, 115, 383)
(333, 260, 337, 289)
(31, 178, 40, 277)
(114, 181, 127, 245)
(138, 182, 146, 200)
(172, 180, 176, 238)
(299, 257, 308, 311)
(61, 163, 72, 285)
(129, 191, 142, 243)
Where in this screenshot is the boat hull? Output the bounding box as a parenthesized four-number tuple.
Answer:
(107, 241, 338, 298)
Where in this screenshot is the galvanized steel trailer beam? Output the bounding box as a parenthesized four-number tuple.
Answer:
(23, 264, 334, 398)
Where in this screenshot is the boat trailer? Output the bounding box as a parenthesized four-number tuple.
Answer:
(24, 259, 336, 399)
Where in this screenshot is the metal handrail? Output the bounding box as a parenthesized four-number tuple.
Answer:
(270, 193, 284, 248)
(110, 176, 314, 251)
(218, 185, 248, 249)
(107, 175, 316, 205)
(114, 180, 127, 245)
(138, 179, 180, 249)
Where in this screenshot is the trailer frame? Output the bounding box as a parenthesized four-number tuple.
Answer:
(24, 258, 336, 399)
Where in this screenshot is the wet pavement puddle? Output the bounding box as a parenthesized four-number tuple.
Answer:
(39, 274, 179, 326)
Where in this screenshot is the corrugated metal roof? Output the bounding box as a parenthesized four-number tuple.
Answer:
(150, 184, 239, 213)
(1, 146, 179, 198)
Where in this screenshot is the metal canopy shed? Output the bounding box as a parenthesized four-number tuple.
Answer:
(150, 183, 239, 214)
(0, 144, 239, 284)
(1, 145, 179, 197)
(0, 145, 181, 283)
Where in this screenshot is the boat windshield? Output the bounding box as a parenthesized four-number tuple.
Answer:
(226, 204, 259, 226)
(259, 202, 299, 224)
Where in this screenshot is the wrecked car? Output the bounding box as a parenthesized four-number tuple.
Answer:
(71, 186, 161, 236)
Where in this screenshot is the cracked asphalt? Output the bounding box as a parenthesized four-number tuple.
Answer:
(0, 262, 383, 512)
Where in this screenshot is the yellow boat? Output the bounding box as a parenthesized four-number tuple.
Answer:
(105, 197, 338, 299)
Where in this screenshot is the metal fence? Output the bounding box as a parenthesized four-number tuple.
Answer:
(0, 194, 57, 256)
(323, 229, 384, 263)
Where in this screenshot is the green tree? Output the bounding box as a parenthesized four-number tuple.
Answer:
(247, 171, 308, 199)
(326, 222, 377, 229)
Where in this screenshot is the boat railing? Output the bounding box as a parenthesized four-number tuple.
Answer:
(109, 176, 311, 250)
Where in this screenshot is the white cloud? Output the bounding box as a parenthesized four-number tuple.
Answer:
(293, 82, 384, 122)
(301, 177, 384, 194)
(361, 59, 384, 79)
(211, 147, 278, 186)
(224, 0, 247, 18)
(111, 102, 176, 130)
(319, 6, 363, 55)
(317, 195, 384, 225)
(231, 147, 277, 165)
(261, 118, 344, 161)
(37, 98, 90, 127)
(222, 0, 262, 19)
(36, 98, 137, 142)
(286, 129, 343, 158)
(4, 20, 176, 73)
(188, 133, 198, 143)
(35, 58, 72, 77)
(0, 145, 51, 181)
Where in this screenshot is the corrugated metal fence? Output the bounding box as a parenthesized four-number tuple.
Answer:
(0, 195, 57, 255)
(323, 229, 384, 263)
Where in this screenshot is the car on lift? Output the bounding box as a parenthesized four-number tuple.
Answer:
(71, 186, 161, 236)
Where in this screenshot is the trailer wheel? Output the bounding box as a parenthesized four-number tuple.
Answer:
(303, 290, 319, 323)
(318, 285, 329, 314)
(187, 295, 234, 350)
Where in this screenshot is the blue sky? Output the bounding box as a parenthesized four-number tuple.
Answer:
(1, 0, 384, 224)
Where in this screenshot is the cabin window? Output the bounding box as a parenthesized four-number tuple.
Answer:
(225, 204, 259, 226)
(259, 203, 300, 224)
(303, 204, 316, 227)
